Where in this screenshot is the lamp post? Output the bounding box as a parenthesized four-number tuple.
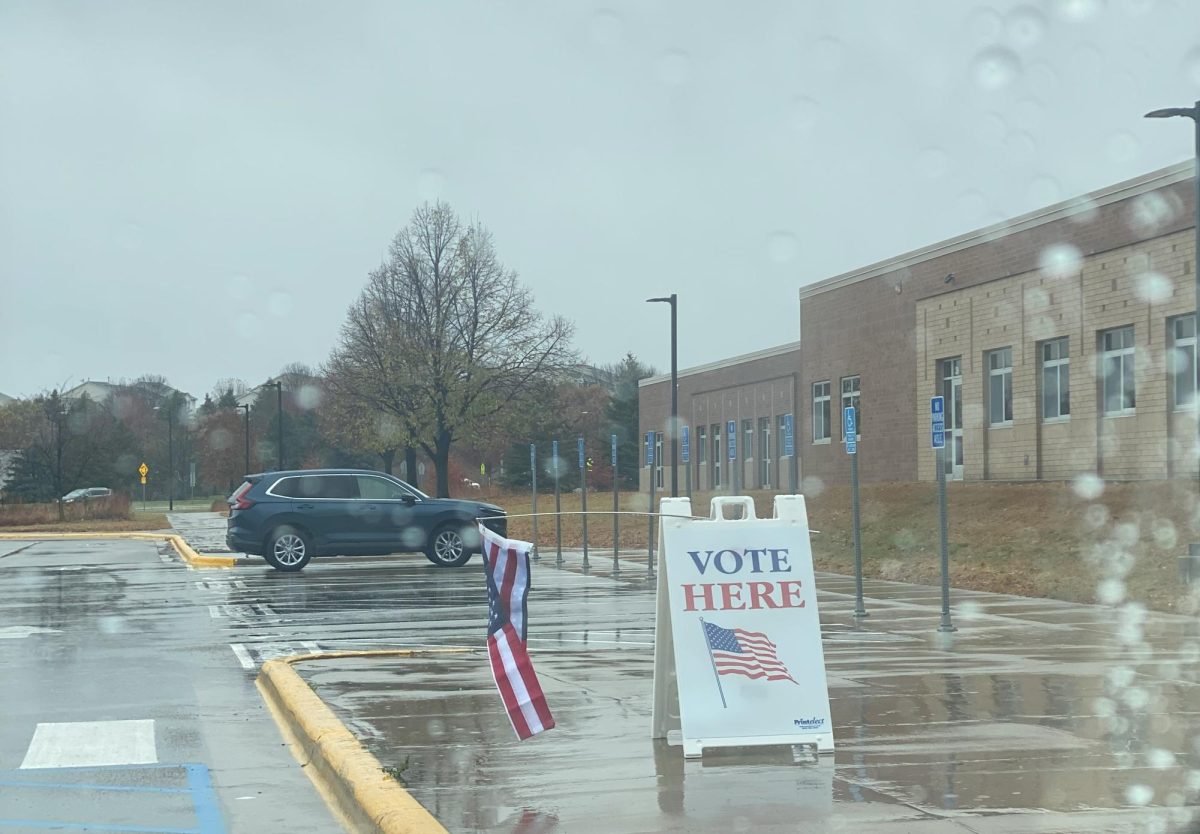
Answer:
(1145, 102, 1200, 489)
(646, 294, 679, 497)
(154, 399, 175, 512)
(54, 405, 67, 520)
(274, 380, 284, 470)
(238, 403, 251, 475)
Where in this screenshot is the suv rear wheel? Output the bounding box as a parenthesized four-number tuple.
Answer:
(426, 523, 471, 568)
(264, 526, 312, 572)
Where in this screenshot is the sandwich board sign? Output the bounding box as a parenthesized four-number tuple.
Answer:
(651, 494, 834, 758)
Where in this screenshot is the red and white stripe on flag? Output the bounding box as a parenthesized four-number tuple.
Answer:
(487, 622, 555, 740)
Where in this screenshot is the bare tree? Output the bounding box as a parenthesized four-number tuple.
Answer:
(327, 202, 575, 496)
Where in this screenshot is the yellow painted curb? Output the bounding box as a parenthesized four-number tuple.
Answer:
(0, 531, 239, 568)
(258, 650, 471, 834)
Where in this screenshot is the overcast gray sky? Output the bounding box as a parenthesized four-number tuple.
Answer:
(2, 0, 1199, 399)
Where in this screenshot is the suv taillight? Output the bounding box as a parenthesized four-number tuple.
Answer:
(229, 482, 255, 511)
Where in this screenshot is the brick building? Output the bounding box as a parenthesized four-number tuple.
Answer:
(639, 160, 1197, 488)
(637, 343, 801, 493)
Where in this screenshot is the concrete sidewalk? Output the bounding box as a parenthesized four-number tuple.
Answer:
(287, 558, 1200, 833)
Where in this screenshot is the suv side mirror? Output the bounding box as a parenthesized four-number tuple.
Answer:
(400, 494, 417, 506)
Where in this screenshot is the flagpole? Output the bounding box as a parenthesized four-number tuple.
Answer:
(699, 617, 727, 709)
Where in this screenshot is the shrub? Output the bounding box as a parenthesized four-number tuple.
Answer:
(0, 494, 132, 527)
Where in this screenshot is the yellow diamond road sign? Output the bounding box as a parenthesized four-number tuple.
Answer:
(138, 462, 148, 477)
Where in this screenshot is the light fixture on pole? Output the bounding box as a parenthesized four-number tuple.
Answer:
(238, 403, 251, 475)
(646, 294, 679, 497)
(1145, 102, 1200, 486)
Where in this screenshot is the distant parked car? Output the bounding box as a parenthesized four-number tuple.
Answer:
(225, 469, 508, 572)
(60, 487, 112, 503)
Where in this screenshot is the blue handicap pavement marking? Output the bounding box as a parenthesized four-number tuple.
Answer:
(0, 763, 226, 833)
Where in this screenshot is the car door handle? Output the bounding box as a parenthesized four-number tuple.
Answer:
(297, 503, 315, 510)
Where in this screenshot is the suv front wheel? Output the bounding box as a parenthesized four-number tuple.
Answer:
(264, 526, 312, 572)
(426, 523, 472, 568)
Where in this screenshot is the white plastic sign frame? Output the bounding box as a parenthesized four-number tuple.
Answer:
(651, 495, 834, 758)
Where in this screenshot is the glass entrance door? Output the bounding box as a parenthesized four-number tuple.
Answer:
(941, 357, 964, 480)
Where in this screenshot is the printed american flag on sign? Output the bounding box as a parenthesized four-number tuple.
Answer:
(702, 620, 797, 684)
(481, 524, 555, 740)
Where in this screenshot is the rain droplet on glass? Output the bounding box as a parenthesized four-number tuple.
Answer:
(917, 147, 950, 179)
(1040, 243, 1083, 280)
(1005, 6, 1047, 48)
(268, 291, 293, 318)
(589, 9, 623, 47)
(970, 46, 1022, 91)
(1107, 131, 1140, 164)
(767, 231, 799, 264)
(1135, 271, 1173, 304)
(656, 50, 692, 87)
(1055, 0, 1104, 21)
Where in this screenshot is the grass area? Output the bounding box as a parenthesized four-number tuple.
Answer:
(477, 481, 1200, 615)
(0, 515, 172, 533)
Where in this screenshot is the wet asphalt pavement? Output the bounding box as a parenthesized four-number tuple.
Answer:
(5, 522, 1200, 834)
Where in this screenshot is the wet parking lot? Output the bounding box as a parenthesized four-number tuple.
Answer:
(3, 533, 1200, 833)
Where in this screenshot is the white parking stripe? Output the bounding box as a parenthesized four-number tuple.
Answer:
(20, 719, 157, 769)
(230, 643, 255, 670)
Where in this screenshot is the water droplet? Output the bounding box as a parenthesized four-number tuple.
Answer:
(1126, 784, 1155, 806)
(1056, 0, 1104, 21)
(1027, 175, 1061, 206)
(1097, 578, 1126, 604)
(1005, 6, 1047, 48)
(417, 169, 446, 201)
(790, 96, 820, 131)
(1005, 130, 1038, 159)
(589, 9, 623, 47)
(1148, 748, 1177, 769)
(1184, 47, 1200, 87)
(268, 291, 292, 318)
(957, 599, 984, 621)
(767, 231, 799, 264)
(1094, 696, 1117, 716)
(208, 427, 233, 451)
(236, 313, 257, 339)
(1040, 244, 1083, 280)
(971, 46, 1022, 90)
(1136, 271, 1174, 304)
(1073, 473, 1105, 500)
(1107, 131, 1140, 164)
(917, 147, 950, 179)
(656, 50, 691, 86)
(227, 274, 251, 300)
(956, 190, 988, 219)
(979, 111, 1008, 144)
(800, 476, 825, 497)
(295, 384, 322, 411)
(1152, 518, 1178, 550)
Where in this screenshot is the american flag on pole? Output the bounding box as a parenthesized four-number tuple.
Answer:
(481, 524, 555, 740)
(702, 619, 797, 685)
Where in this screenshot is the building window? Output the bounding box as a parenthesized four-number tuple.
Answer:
(758, 417, 771, 487)
(840, 375, 860, 438)
(743, 419, 753, 460)
(697, 426, 707, 465)
(1171, 315, 1197, 410)
(1041, 338, 1070, 421)
(987, 347, 1013, 426)
(812, 381, 831, 443)
(711, 423, 721, 487)
(1101, 326, 1136, 415)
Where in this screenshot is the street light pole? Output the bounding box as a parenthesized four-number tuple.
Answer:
(167, 402, 175, 512)
(1145, 102, 1200, 494)
(55, 406, 66, 521)
(647, 294, 679, 497)
(275, 380, 284, 471)
(239, 404, 251, 475)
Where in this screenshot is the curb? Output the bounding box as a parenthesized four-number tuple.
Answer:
(0, 531, 240, 568)
(258, 650, 470, 834)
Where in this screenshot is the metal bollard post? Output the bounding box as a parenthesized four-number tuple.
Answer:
(579, 437, 589, 571)
(553, 440, 562, 564)
(647, 430, 657, 578)
(530, 444, 539, 560)
(612, 434, 620, 574)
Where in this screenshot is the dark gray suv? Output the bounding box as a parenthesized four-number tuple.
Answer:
(226, 469, 507, 572)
